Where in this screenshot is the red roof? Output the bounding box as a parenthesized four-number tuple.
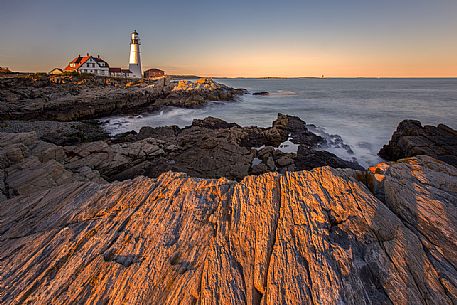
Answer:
(64, 54, 109, 71)
(64, 55, 90, 72)
(110, 68, 132, 74)
(145, 68, 164, 73)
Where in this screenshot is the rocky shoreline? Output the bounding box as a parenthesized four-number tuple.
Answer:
(0, 114, 365, 201)
(0, 74, 245, 121)
(0, 73, 456, 304)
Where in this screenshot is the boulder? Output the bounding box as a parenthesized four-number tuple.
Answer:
(191, 116, 240, 129)
(295, 145, 364, 171)
(252, 91, 269, 96)
(379, 120, 457, 167)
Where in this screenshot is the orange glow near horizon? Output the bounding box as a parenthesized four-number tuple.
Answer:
(152, 44, 457, 78)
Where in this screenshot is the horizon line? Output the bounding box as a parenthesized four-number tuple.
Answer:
(5, 70, 457, 79)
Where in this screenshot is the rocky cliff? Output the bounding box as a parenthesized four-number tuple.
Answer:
(0, 155, 455, 304)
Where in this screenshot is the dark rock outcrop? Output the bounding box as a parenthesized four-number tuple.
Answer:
(252, 91, 269, 96)
(0, 120, 108, 145)
(0, 115, 362, 200)
(379, 120, 457, 167)
(113, 114, 361, 179)
(0, 156, 455, 304)
(295, 145, 363, 170)
(0, 75, 245, 121)
(191, 116, 240, 129)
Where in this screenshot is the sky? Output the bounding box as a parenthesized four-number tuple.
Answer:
(0, 0, 456, 77)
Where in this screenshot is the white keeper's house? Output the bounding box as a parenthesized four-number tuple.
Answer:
(64, 53, 110, 76)
(62, 31, 143, 79)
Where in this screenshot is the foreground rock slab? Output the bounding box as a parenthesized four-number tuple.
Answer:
(1, 156, 455, 304)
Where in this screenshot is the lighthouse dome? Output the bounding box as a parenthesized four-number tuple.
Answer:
(130, 30, 140, 44)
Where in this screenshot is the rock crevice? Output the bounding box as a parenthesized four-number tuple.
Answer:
(0, 156, 455, 304)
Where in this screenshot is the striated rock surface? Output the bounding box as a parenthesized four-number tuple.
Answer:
(0, 132, 106, 200)
(0, 120, 108, 146)
(0, 156, 455, 304)
(379, 120, 457, 167)
(0, 74, 173, 121)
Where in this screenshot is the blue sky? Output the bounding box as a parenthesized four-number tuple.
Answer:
(1, 0, 456, 76)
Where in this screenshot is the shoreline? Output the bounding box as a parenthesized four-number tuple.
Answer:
(0, 73, 246, 121)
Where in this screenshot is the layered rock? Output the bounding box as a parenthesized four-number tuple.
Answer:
(0, 114, 364, 201)
(0, 120, 108, 145)
(0, 74, 245, 121)
(0, 132, 106, 200)
(379, 120, 457, 167)
(0, 156, 455, 304)
(154, 78, 247, 108)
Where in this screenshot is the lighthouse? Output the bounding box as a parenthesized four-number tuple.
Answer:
(129, 30, 142, 78)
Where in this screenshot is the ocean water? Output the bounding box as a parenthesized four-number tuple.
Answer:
(102, 78, 457, 167)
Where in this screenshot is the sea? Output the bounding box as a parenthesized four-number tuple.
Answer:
(102, 78, 457, 168)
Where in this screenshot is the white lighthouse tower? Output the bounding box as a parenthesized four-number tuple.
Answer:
(129, 30, 142, 78)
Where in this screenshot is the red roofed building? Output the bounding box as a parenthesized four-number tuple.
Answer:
(144, 68, 165, 79)
(64, 53, 110, 76)
(109, 67, 133, 78)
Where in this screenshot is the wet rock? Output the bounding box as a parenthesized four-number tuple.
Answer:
(257, 146, 275, 160)
(266, 156, 276, 170)
(295, 145, 364, 170)
(272, 113, 324, 146)
(276, 155, 294, 167)
(191, 116, 240, 129)
(379, 120, 457, 167)
(250, 163, 269, 175)
(0, 114, 364, 199)
(252, 91, 269, 96)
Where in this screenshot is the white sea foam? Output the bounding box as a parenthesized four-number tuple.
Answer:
(101, 78, 457, 168)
